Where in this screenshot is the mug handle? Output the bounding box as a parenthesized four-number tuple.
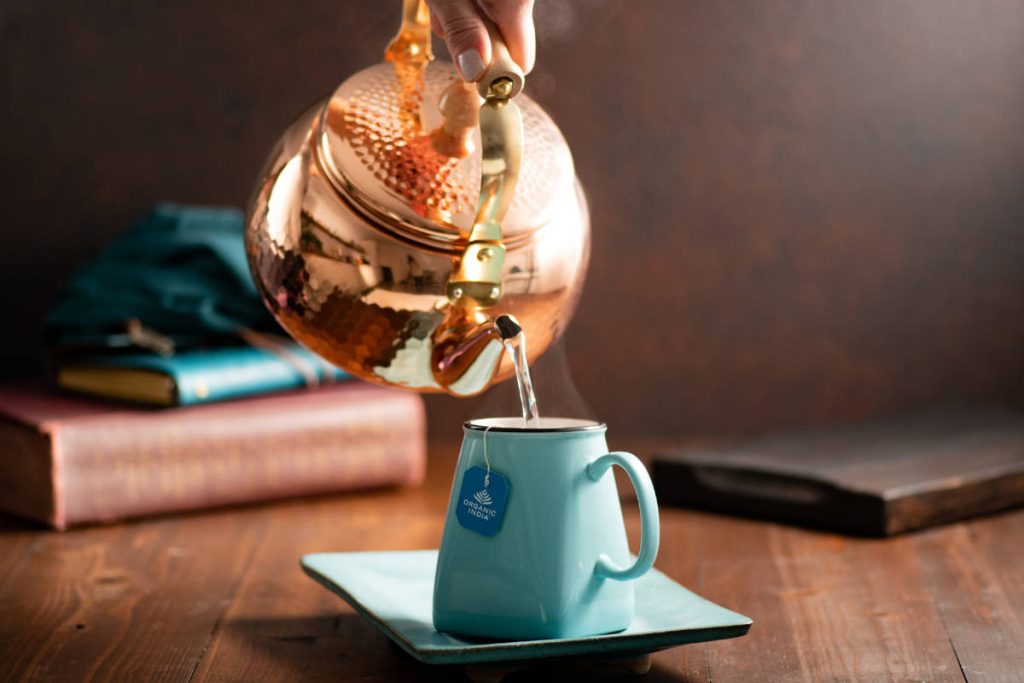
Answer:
(586, 451, 661, 581)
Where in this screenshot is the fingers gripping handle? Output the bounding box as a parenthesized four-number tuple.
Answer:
(407, 0, 524, 98)
(586, 452, 661, 581)
(477, 20, 525, 99)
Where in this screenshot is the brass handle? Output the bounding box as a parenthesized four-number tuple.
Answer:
(445, 93, 522, 308)
(477, 93, 523, 231)
(476, 19, 525, 99)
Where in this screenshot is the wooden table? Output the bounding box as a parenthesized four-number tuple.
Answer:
(1, 438, 1022, 682)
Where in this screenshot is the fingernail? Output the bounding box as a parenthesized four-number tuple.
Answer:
(457, 49, 485, 82)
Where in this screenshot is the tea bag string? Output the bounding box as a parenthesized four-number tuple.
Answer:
(481, 424, 494, 487)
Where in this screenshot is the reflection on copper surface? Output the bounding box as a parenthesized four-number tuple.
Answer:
(347, 44, 468, 224)
(244, 2, 589, 396)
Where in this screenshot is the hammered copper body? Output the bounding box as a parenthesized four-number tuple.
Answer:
(245, 2, 590, 395)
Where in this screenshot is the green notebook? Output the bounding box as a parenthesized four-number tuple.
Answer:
(57, 344, 347, 407)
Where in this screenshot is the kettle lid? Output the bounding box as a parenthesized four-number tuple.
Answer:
(315, 61, 575, 251)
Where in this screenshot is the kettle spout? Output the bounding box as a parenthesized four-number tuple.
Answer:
(430, 309, 509, 396)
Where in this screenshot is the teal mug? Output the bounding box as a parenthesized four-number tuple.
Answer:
(433, 418, 660, 640)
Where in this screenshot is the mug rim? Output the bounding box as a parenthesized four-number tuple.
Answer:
(464, 417, 607, 433)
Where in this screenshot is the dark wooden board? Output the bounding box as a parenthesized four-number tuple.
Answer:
(652, 408, 1024, 536)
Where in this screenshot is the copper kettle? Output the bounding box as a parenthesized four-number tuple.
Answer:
(245, 0, 590, 396)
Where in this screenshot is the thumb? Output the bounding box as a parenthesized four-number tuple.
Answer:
(426, 0, 491, 82)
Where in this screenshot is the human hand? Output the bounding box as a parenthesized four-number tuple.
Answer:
(425, 0, 536, 83)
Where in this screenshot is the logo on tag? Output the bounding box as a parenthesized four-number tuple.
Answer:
(456, 466, 509, 537)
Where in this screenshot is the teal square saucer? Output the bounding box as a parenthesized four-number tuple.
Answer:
(301, 550, 751, 665)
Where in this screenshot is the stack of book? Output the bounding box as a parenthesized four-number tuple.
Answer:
(0, 344, 426, 529)
(3, 204, 426, 529)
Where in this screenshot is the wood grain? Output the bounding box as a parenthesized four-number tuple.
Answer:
(1, 438, 1024, 681)
(914, 513, 1024, 682)
(0, 509, 268, 681)
(189, 458, 455, 683)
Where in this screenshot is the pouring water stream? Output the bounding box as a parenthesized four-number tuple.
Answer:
(495, 315, 540, 427)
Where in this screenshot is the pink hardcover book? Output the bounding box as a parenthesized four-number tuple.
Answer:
(0, 383, 426, 529)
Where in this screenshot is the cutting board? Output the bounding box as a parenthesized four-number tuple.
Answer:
(652, 408, 1024, 536)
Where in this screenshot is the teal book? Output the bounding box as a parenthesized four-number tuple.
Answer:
(56, 344, 347, 407)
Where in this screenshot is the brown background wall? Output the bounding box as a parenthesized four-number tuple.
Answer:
(2, 1, 1023, 437)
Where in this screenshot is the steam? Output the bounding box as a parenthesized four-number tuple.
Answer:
(469, 333, 597, 424)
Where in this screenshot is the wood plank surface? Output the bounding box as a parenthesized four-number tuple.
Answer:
(0, 508, 268, 681)
(189, 444, 457, 683)
(1, 438, 1023, 682)
(913, 513, 1024, 682)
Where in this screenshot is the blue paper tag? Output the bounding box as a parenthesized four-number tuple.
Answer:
(455, 466, 510, 537)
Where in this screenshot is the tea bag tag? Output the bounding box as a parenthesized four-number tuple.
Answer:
(456, 466, 510, 537)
